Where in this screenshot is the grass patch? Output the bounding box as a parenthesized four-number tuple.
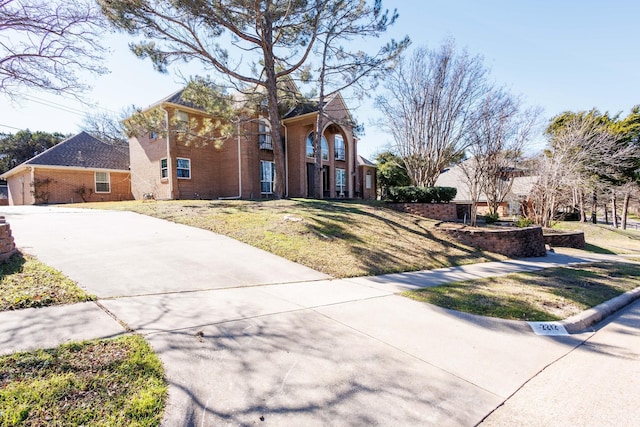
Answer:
(70, 199, 504, 278)
(0, 252, 95, 311)
(404, 261, 640, 321)
(0, 335, 166, 427)
(552, 221, 640, 254)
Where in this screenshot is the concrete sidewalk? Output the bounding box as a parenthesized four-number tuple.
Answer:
(1, 205, 639, 426)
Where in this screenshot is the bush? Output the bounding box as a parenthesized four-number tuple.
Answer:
(386, 186, 457, 203)
(515, 216, 534, 227)
(482, 213, 500, 224)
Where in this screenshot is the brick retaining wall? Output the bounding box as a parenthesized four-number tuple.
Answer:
(0, 216, 17, 262)
(387, 203, 458, 221)
(543, 231, 585, 249)
(438, 225, 547, 258)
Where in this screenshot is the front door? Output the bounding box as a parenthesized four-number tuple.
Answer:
(306, 163, 314, 198)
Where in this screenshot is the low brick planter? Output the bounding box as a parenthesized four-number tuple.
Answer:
(438, 224, 547, 258)
(543, 230, 585, 249)
(387, 203, 457, 221)
(0, 216, 17, 263)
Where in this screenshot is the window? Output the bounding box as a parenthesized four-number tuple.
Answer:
(366, 170, 373, 189)
(258, 121, 273, 150)
(175, 110, 188, 132)
(176, 158, 191, 179)
(95, 172, 110, 193)
(149, 131, 158, 140)
(336, 168, 346, 196)
(306, 133, 328, 160)
(160, 158, 168, 179)
(334, 135, 345, 161)
(260, 160, 275, 194)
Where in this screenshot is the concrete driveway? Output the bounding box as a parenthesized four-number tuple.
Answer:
(2, 205, 638, 426)
(2, 206, 329, 298)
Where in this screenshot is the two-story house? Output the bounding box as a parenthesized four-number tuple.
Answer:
(127, 88, 377, 201)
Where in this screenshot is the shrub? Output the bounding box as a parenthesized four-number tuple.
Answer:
(515, 216, 534, 227)
(386, 186, 457, 203)
(483, 213, 500, 224)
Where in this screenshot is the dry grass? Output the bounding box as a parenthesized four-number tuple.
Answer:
(405, 261, 640, 321)
(0, 252, 95, 311)
(74, 199, 505, 278)
(552, 221, 640, 254)
(0, 335, 166, 426)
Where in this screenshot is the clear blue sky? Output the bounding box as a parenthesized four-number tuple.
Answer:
(2, 1, 639, 159)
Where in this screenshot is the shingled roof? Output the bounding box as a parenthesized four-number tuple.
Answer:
(2, 132, 129, 178)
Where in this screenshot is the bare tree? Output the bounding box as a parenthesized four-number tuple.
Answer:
(81, 110, 128, 145)
(375, 40, 489, 187)
(99, 0, 325, 199)
(0, 0, 107, 98)
(466, 89, 539, 222)
(530, 114, 622, 227)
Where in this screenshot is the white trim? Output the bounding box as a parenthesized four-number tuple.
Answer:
(176, 157, 191, 180)
(1, 164, 129, 179)
(95, 171, 111, 193)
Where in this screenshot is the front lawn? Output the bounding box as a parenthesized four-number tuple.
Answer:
(0, 252, 95, 311)
(0, 335, 167, 426)
(404, 261, 640, 321)
(552, 221, 640, 254)
(73, 199, 505, 277)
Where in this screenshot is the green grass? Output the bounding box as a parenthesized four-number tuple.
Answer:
(71, 199, 504, 278)
(0, 335, 167, 427)
(0, 252, 95, 311)
(404, 261, 640, 321)
(552, 221, 640, 254)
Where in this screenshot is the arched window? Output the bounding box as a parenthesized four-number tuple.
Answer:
(306, 133, 329, 160)
(334, 135, 345, 160)
(258, 120, 272, 150)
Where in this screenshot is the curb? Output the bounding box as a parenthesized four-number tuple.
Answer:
(561, 286, 640, 334)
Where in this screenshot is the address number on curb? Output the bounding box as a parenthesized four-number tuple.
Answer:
(528, 322, 569, 336)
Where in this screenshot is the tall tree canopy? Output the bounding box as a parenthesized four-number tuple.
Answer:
(306, 0, 409, 198)
(0, 130, 66, 174)
(99, 0, 325, 198)
(0, 0, 108, 98)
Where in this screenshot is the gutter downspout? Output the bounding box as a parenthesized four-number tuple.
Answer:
(29, 166, 35, 205)
(163, 107, 174, 199)
(283, 122, 289, 197)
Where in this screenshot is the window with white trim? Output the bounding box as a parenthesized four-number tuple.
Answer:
(160, 158, 168, 179)
(306, 133, 328, 160)
(95, 172, 110, 193)
(176, 158, 191, 179)
(258, 121, 273, 150)
(260, 160, 275, 194)
(366, 170, 373, 189)
(336, 168, 346, 196)
(334, 135, 345, 161)
(175, 110, 188, 132)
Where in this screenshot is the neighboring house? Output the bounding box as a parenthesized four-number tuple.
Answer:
(127, 87, 376, 200)
(435, 162, 536, 219)
(0, 132, 132, 205)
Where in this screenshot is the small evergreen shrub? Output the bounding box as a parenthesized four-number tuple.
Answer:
(483, 213, 500, 224)
(515, 216, 534, 227)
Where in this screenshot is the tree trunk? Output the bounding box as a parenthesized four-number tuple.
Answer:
(578, 189, 586, 222)
(262, 17, 285, 199)
(591, 191, 597, 224)
(611, 190, 618, 228)
(622, 191, 630, 230)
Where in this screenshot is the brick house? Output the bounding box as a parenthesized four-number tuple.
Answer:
(128, 88, 377, 200)
(0, 132, 132, 205)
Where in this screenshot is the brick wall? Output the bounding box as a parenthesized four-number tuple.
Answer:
(0, 217, 17, 263)
(439, 225, 547, 258)
(33, 169, 132, 204)
(387, 203, 458, 221)
(543, 231, 585, 249)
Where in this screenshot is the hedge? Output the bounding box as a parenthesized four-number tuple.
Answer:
(386, 186, 457, 203)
